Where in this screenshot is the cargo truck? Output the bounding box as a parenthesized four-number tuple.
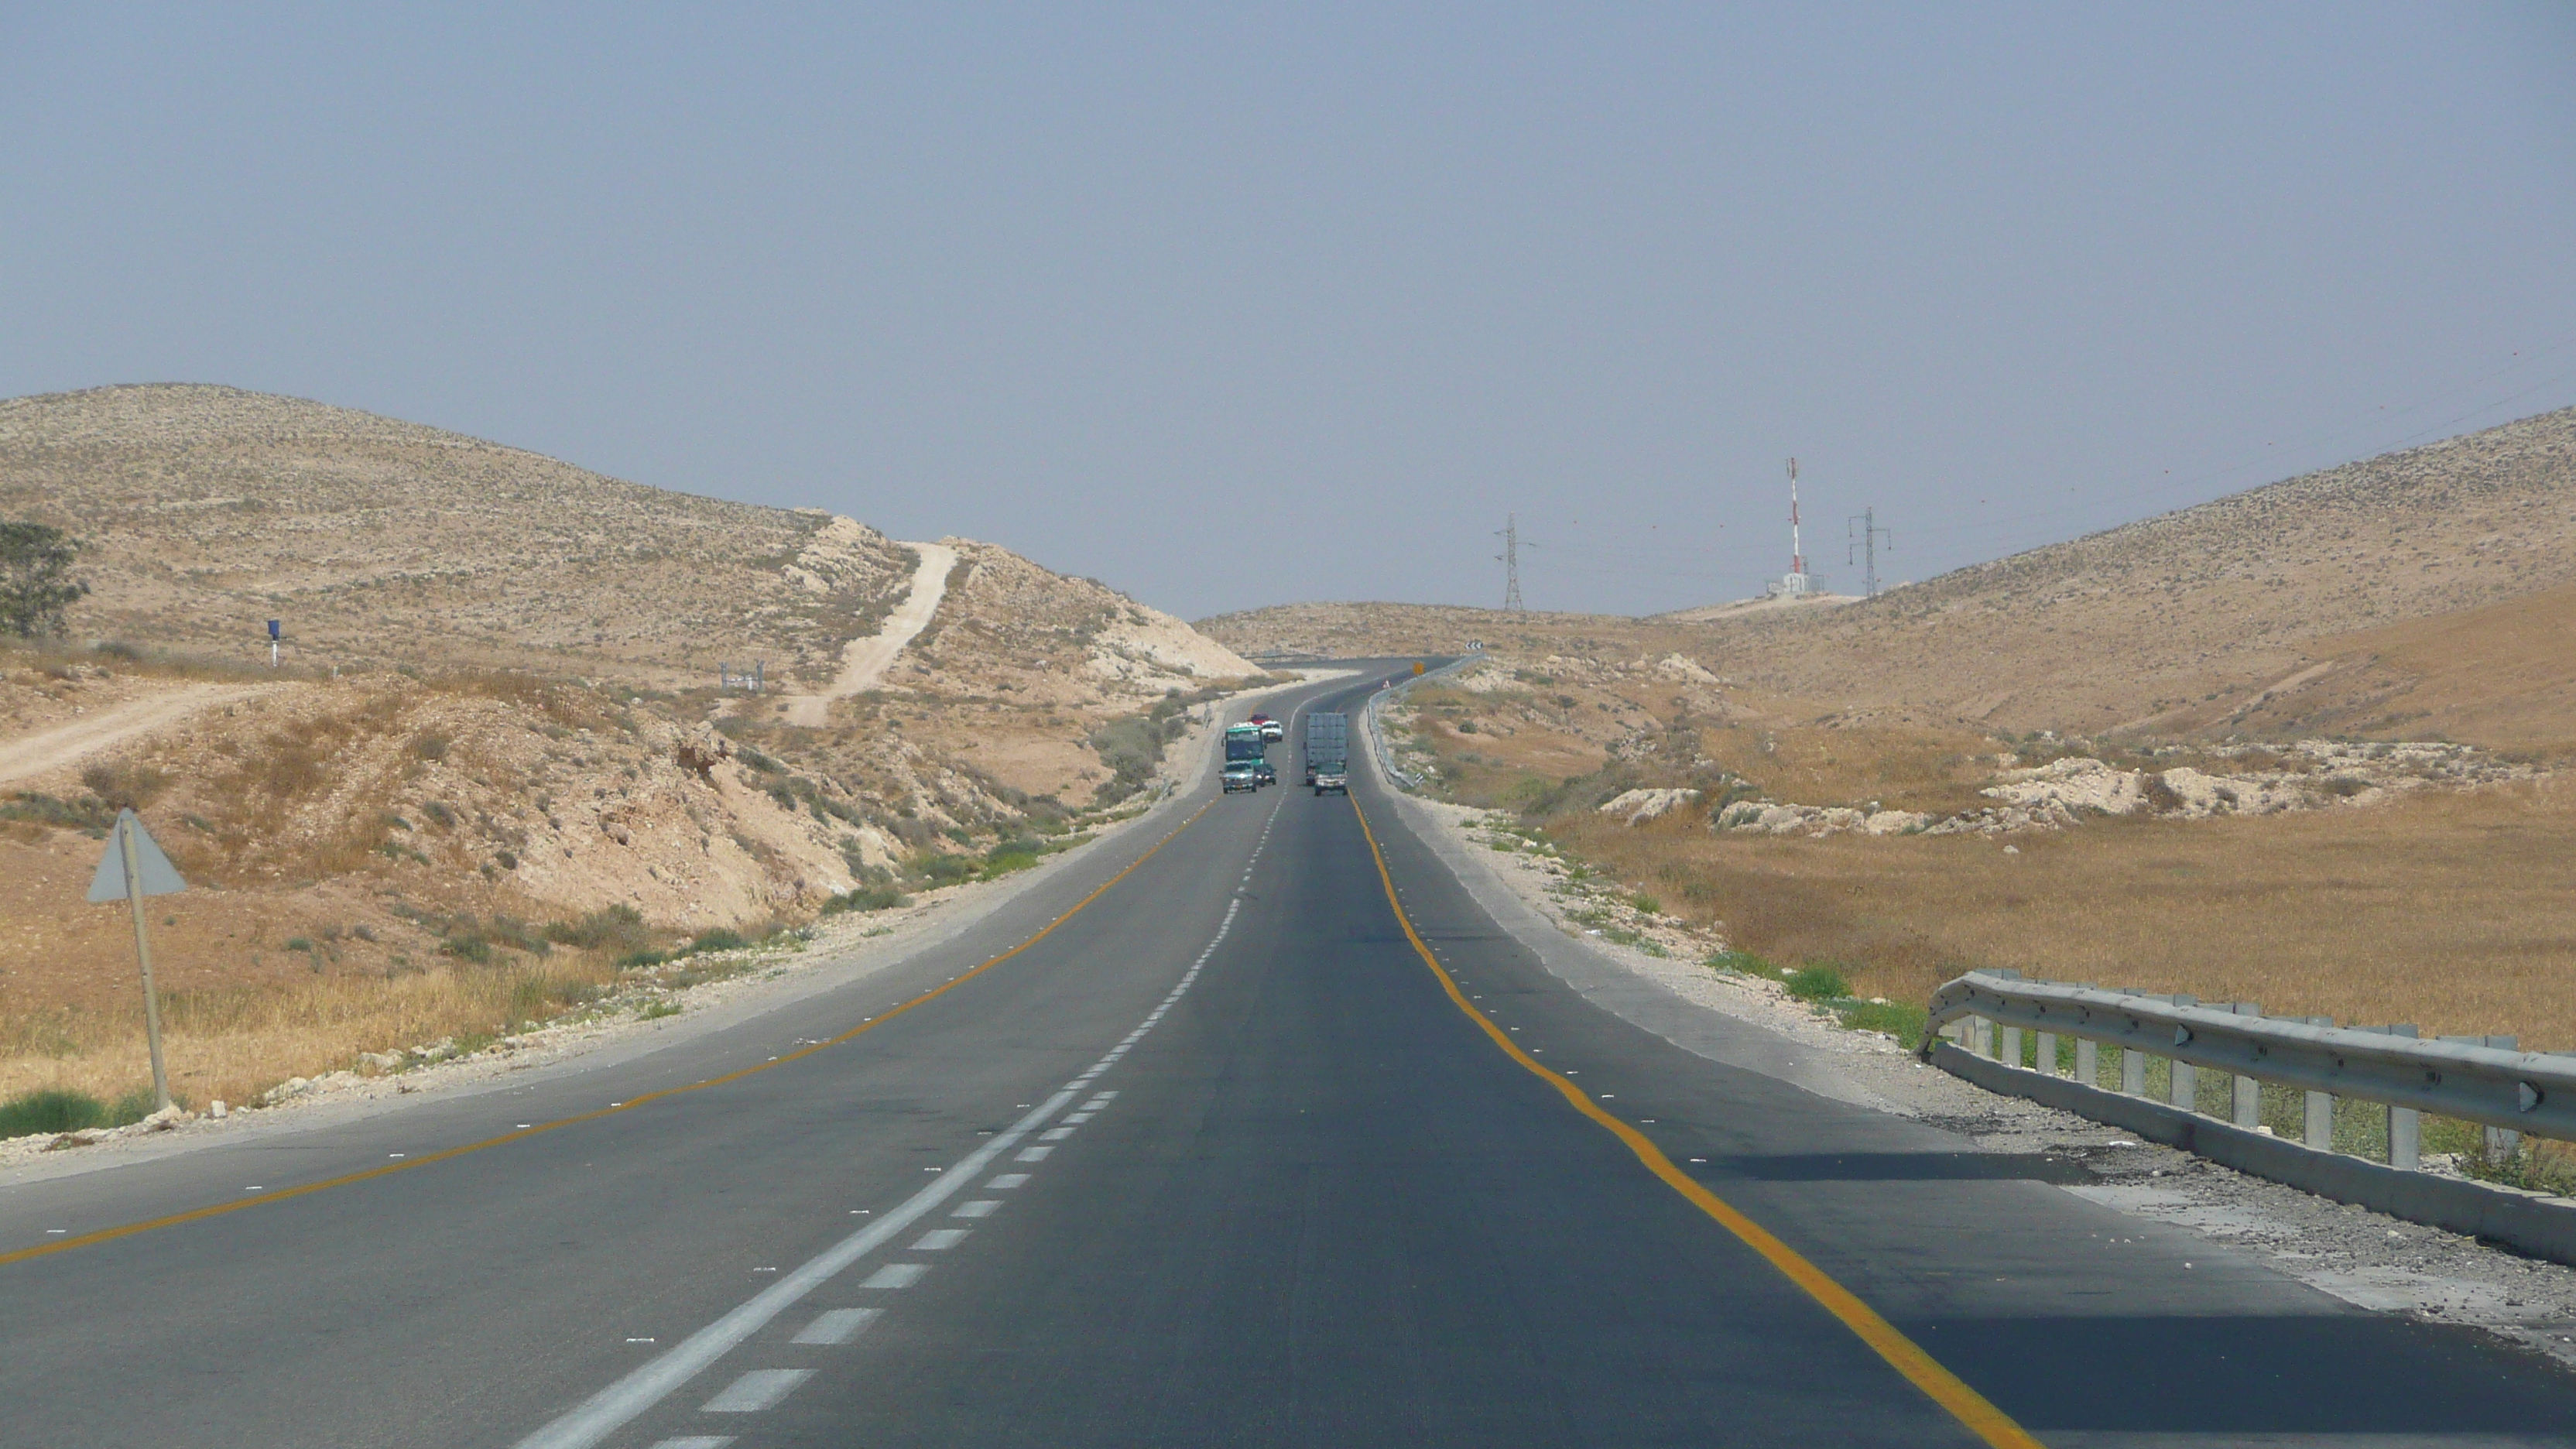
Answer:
(1304, 711, 1348, 793)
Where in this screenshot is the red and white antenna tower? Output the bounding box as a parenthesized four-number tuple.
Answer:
(1771, 457, 1813, 598)
(1788, 457, 1804, 576)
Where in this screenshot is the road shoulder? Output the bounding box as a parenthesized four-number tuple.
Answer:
(1362, 751, 2576, 1371)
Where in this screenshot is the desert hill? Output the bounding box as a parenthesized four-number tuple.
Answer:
(1203, 406, 2576, 746)
(0, 384, 919, 687)
(0, 383, 1255, 702)
(0, 385, 1271, 1113)
(1701, 406, 2576, 735)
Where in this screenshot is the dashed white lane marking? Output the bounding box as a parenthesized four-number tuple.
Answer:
(648, 1437, 735, 1448)
(952, 1200, 1001, 1218)
(701, 1369, 811, 1413)
(988, 1173, 1031, 1189)
(1065, 1112, 1096, 1123)
(1040, 1127, 1076, 1142)
(521, 791, 1272, 1448)
(513, 1092, 1073, 1449)
(792, 1309, 882, 1346)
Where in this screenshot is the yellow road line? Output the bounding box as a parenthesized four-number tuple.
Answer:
(1351, 796, 2045, 1449)
(1, 800, 1218, 1272)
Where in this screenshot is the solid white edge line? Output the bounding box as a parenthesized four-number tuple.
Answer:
(512, 1090, 1077, 1449)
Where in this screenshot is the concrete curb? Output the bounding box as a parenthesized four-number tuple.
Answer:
(1933, 1042, 2576, 1265)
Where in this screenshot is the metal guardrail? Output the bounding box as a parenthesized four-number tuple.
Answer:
(1363, 653, 1485, 790)
(1923, 969, 2576, 1170)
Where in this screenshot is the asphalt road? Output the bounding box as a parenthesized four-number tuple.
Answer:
(5, 671, 2576, 1447)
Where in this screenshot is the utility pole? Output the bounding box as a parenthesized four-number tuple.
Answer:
(1495, 513, 1526, 611)
(1848, 508, 1893, 598)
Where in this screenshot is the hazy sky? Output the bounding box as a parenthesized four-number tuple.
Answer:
(6, 5, 2573, 619)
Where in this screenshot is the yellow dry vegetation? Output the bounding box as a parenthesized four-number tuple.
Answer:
(0, 949, 635, 1112)
(2226, 577, 2576, 757)
(1554, 776, 2576, 1047)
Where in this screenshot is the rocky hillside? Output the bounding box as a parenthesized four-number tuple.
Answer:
(1204, 407, 2576, 743)
(0, 384, 930, 687)
(1691, 406, 2576, 735)
(0, 382, 1266, 967)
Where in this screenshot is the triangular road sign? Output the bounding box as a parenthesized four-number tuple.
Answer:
(87, 809, 188, 902)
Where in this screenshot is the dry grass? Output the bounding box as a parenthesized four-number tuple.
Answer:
(0, 949, 629, 1113)
(1553, 776, 2576, 1047)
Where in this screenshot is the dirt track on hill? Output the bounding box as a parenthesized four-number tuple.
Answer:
(0, 683, 271, 787)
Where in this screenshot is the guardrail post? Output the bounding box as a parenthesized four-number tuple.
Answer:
(2076, 1038, 2098, 1086)
(1999, 1025, 2022, 1069)
(2441, 1034, 2523, 1166)
(1971, 1016, 1992, 1058)
(2122, 1047, 2145, 1097)
(2171, 1057, 2197, 1113)
(2035, 1030, 2057, 1077)
(2295, 1016, 2334, 1151)
(2356, 1025, 2421, 1169)
(2304, 1091, 2334, 1150)
(2225, 1003, 2262, 1128)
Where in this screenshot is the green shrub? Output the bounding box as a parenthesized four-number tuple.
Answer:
(822, 886, 909, 915)
(978, 853, 1038, 880)
(915, 853, 978, 886)
(615, 948, 668, 969)
(1784, 964, 1852, 1002)
(1704, 950, 1772, 975)
(0, 1088, 107, 1139)
(684, 927, 750, 955)
(545, 904, 652, 954)
(439, 932, 493, 964)
(639, 999, 682, 1021)
(1631, 893, 1660, 914)
(1, 791, 115, 834)
(1837, 999, 1929, 1049)
(1088, 714, 1172, 802)
(107, 1087, 166, 1125)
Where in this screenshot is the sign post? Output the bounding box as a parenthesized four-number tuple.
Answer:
(267, 618, 281, 668)
(87, 809, 189, 1114)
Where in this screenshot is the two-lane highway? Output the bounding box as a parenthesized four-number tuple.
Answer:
(6, 670, 2576, 1447)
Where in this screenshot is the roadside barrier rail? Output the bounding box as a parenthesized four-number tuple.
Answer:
(1923, 968, 2576, 1167)
(1364, 652, 1483, 789)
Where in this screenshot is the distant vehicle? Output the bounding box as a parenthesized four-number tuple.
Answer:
(1223, 721, 1266, 769)
(1303, 711, 1348, 785)
(1312, 761, 1347, 795)
(1222, 759, 1260, 793)
(1259, 718, 1285, 743)
(1254, 759, 1276, 787)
